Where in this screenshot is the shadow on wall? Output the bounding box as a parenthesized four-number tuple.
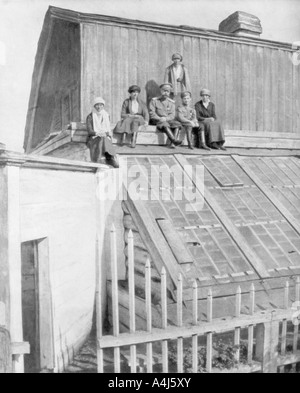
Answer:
(145, 80, 161, 107)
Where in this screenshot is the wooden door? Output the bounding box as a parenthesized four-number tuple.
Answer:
(21, 241, 40, 373)
(21, 239, 55, 374)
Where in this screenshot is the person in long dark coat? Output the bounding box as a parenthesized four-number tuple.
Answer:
(164, 53, 191, 108)
(86, 97, 119, 168)
(195, 89, 226, 150)
(114, 85, 149, 148)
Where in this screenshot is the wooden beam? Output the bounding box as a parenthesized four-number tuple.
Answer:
(99, 308, 294, 349)
(156, 219, 194, 265)
(175, 154, 270, 278)
(232, 155, 300, 236)
(123, 199, 189, 289)
(48, 6, 297, 51)
(11, 342, 30, 356)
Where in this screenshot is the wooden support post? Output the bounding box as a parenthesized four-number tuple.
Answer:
(145, 259, 153, 373)
(234, 286, 242, 362)
(280, 281, 289, 373)
(161, 267, 168, 373)
(110, 224, 121, 373)
(206, 289, 213, 373)
(128, 230, 137, 373)
(192, 280, 198, 373)
(177, 274, 183, 373)
(248, 283, 255, 364)
(255, 319, 280, 373)
(0, 165, 24, 373)
(96, 236, 104, 373)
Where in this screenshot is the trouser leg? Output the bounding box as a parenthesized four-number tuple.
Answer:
(131, 132, 138, 148)
(186, 127, 194, 150)
(198, 129, 211, 150)
(120, 133, 127, 146)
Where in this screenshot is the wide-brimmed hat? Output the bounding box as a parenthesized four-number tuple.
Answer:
(128, 85, 141, 93)
(172, 53, 183, 61)
(181, 91, 192, 99)
(93, 97, 105, 106)
(200, 89, 211, 97)
(160, 83, 173, 91)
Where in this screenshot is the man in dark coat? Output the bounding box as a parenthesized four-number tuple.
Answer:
(149, 83, 182, 148)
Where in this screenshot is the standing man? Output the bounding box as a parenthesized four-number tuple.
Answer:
(149, 83, 182, 149)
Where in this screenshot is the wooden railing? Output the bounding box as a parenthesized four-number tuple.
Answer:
(96, 225, 300, 373)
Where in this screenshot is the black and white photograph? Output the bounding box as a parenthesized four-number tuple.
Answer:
(0, 0, 300, 376)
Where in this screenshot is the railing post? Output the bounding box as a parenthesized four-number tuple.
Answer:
(255, 316, 279, 373)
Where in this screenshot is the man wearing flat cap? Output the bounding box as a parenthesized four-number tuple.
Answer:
(164, 53, 191, 105)
(114, 85, 149, 148)
(149, 83, 182, 148)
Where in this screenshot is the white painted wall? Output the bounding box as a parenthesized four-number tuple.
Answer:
(19, 167, 99, 371)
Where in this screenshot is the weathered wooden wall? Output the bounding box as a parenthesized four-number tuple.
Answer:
(31, 19, 81, 150)
(81, 23, 300, 134)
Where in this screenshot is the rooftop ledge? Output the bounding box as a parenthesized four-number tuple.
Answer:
(0, 147, 109, 172)
(30, 122, 300, 157)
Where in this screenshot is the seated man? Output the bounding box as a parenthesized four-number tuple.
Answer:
(149, 83, 182, 149)
(177, 91, 210, 150)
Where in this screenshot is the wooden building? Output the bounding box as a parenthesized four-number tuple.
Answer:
(24, 6, 300, 155)
(0, 7, 298, 373)
(0, 148, 123, 373)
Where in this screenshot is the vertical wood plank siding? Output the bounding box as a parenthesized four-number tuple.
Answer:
(32, 19, 81, 149)
(81, 24, 300, 134)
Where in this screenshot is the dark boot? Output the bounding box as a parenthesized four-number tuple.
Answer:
(186, 127, 194, 150)
(218, 142, 227, 151)
(106, 156, 120, 168)
(120, 133, 127, 146)
(131, 132, 138, 148)
(172, 128, 182, 146)
(163, 127, 181, 148)
(211, 142, 220, 150)
(199, 130, 210, 150)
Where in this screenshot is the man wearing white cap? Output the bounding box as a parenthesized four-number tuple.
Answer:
(86, 97, 119, 167)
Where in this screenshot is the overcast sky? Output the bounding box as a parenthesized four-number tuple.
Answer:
(0, 0, 300, 152)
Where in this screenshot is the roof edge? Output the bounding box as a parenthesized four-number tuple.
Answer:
(48, 5, 296, 49)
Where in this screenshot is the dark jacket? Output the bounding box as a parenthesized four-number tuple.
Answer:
(121, 98, 149, 122)
(195, 101, 217, 122)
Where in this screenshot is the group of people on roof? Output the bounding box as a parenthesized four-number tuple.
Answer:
(86, 53, 226, 167)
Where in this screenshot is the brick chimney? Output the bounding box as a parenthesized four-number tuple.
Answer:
(219, 11, 262, 38)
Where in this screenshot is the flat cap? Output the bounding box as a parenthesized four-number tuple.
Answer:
(181, 91, 192, 98)
(160, 83, 173, 91)
(172, 53, 183, 61)
(128, 85, 141, 93)
(200, 89, 211, 97)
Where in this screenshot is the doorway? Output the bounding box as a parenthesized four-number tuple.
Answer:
(21, 239, 54, 373)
